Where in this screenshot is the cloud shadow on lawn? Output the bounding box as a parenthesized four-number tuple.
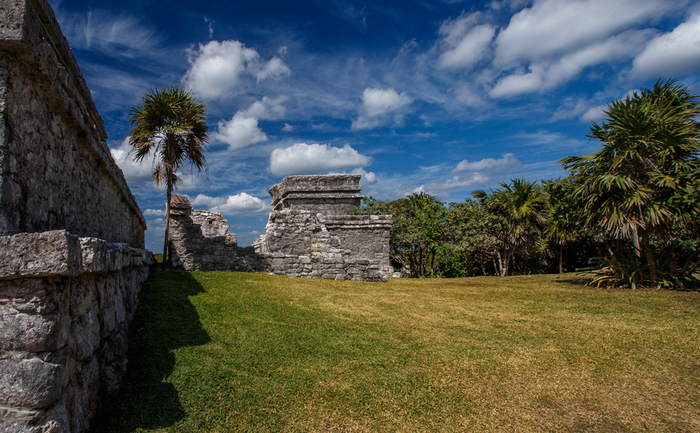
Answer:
(88, 271, 211, 432)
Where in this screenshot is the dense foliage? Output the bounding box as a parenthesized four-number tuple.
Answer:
(352, 186, 602, 280)
(353, 79, 699, 289)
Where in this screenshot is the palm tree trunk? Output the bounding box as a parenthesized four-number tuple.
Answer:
(499, 249, 512, 277)
(495, 250, 503, 276)
(163, 186, 172, 268)
(631, 224, 641, 258)
(559, 243, 563, 274)
(641, 233, 657, 284)
(504, 250, 511, 277)
(524, 255, 529, 275)
(419, 248, 424, 276)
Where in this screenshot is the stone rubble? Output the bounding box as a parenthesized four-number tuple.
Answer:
(168, 195, 271, 272)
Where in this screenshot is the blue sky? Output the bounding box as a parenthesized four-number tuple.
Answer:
(49, 0, 700, 251)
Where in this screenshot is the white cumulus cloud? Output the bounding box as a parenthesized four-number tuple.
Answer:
(110, 137, 153, 184)
(212, 96, 287, 150)
(213, 115, 268, 150)
(353, 168, 377, 185)
(182, 40, 290, 100)
(362, 88, 413, 117)
(490, 30, 653, 98)
(256, 56, 291, 81)
(438, 12, 495, 70)
(190, 193, 272, 216)
(630, 13, 700, 79)
(470, 0, 684, 98)
(352, 88, 412, 130)
(269, 143, 372, 176)
(493, 0, 667, 66)
(452, 153, 520, 173)
(240, 96, 288, 120)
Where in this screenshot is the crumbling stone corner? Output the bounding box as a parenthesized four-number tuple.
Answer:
(168, 195, 271, 272)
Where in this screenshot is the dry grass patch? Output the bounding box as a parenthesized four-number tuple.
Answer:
(90, 272, 700, 432)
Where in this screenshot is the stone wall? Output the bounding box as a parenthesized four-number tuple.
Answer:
(0, 0, 146, 247)
(255, 210, 394, 282)
(0, 1, 153, 432)
(0, 231, 152, 433)
(169, 195, 271, 272)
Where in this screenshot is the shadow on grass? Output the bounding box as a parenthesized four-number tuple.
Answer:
(551, 274, 592, 287)
(88, 271, 210, 432)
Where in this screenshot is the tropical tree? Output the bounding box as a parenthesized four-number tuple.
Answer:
(561, 79, 700, 286)
(129, 87, 209, 264)
(352, 193, 447, 277)
(544, 178, 582, 273)
(445, 199, 500, 276)
(474, 179, 550, 276)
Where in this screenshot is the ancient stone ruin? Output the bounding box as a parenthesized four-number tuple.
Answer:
(169, 174, 395, 282)
(256, 174, 394, 281)
(0, 1, 153, 432)
(168, 194, 270, 272)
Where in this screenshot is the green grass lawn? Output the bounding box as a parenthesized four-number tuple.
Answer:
(89, 272, 700, 432)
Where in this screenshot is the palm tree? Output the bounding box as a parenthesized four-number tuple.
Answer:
(562, 79, 700, 284)
(129, 87, 209, 264)
(474, 179, 550, 276)
(544, 178, 581, 274)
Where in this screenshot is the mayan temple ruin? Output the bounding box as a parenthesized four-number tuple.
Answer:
(169, 174, 395, 282)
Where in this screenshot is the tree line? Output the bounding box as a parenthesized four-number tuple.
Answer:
(351, 80, 700, 290)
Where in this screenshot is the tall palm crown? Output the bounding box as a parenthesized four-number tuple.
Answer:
(562, 79, 700, 240)
(561, 79, 700, 282)
(129, 87, 209, 262)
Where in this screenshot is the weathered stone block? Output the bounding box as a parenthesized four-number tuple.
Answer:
(298, 255, 311, 264)
(0, 348, 73, 409)
(0, 231, 82, 278)
(0, 307, 67, 353)
(70, 301, 100, 361)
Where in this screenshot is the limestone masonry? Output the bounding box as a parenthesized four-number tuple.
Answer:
(168, 194, 270, 273)
(170, 174, 395, 282)
(0, 1, 153, 432)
